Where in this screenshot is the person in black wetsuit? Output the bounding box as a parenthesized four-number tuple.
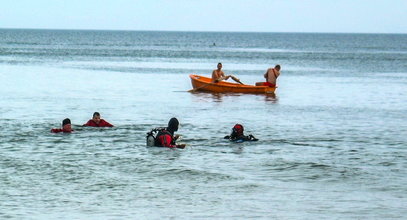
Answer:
(154, 118, 186, 148)
(224, 124, 258, 142)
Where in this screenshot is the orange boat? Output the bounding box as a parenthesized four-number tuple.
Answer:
(189, 74, 276, 94)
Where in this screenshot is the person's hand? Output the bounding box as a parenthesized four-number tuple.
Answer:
(174, 134, 180, 140)
(176, 144, 186, 149)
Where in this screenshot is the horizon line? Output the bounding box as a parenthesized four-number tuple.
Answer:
(1, 27, 406, 35)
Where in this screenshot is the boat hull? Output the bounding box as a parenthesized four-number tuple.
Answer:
(189, 74, 276, 94)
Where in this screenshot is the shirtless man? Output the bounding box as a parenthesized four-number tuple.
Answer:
(211, 63, 243, 84)
(262, 64, 281, 87)
(211, 63, 230, 82)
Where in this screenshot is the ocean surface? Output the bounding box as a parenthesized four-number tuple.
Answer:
(0, 29, 406, 219)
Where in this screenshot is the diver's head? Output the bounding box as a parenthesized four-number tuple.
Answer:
(167, 117, 179, 134)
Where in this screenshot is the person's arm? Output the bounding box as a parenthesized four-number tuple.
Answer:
(220, 71, 226, 78)
(100, 119, 114, 127)
(160, 134, 185, 148)
(157, 134, 177, 148)
(83, 120, 93, 126)
(211, 70, 218, 82)
(215, 71, 230, 81)
(248, 135, 259, 141)
(264, 69, 269, 79)
(176, 144, 186, 149)
(51, 128, 62, 133)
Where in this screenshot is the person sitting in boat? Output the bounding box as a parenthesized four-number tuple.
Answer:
(256, 64, 281, 87)
(211, 63, 243, 84)
(51, 118, 73, 133)
(83, 112, 114, 127)
(154, 117, 186, 149)
(224, 124, 258, 142)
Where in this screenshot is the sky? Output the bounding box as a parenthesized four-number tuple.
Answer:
(1, 0, 406, 33)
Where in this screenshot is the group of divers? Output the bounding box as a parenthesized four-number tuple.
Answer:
(51, 112, 258, 149)
(51, 64, 281, 148)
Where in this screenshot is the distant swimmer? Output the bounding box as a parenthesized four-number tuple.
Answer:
(211, 63, 243, 84)
(256, 64, 281, 87)
(51, 118, 73, 133)
(83, 112, 113, 127)
(224, 124, 258, 142)
(147, 117, 186, 149)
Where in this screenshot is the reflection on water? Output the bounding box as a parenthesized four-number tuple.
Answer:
(210, 93, 223, 102)
(190, 91, 278, 103)
(190, 91, 226, 102)
(231, 146, 244, 154)
(264, 92, 278, 103)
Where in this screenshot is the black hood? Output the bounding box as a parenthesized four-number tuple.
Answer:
(167, 117, 179, 134)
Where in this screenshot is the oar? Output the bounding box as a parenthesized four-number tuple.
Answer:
(230, 75, 244, 85)
(188, 82, 213, 92)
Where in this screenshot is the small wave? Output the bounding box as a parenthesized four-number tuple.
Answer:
(59, 60, 339, 73)
(274, 138, 342, 148)
(373, 72, 407, 78)
(155, 168, 240, 181)
(217, 47, 305, 53)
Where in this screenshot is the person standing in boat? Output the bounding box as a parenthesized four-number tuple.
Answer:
(211, 63, 243, 84)
(257, 64, 281, 87)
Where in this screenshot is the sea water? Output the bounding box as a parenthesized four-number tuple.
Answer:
(0, 29, 407, 219)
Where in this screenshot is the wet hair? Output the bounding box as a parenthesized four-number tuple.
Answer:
(62, 118, 71, 126)
(93, 112, 100, 117)
(275, 64, 281, 70)
(217, 62, 222, 66)
(167, 117, 179, 134)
